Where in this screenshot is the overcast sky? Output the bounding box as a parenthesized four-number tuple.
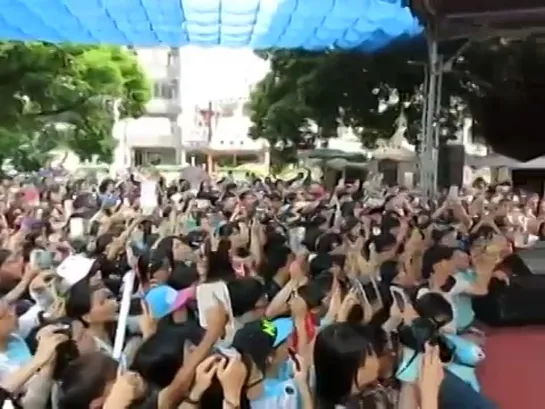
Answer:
(179, 46, 269, 106)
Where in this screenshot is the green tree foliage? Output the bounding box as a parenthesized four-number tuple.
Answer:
(248, 38, 545, 167)
(443, 37, 545, 140)
(0, 42, 150, 171)
(248, 48, 427, 168)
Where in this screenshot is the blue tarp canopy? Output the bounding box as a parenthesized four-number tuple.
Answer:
(1, 0, 422, 51)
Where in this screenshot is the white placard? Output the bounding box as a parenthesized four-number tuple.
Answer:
(56, 255, 95, 287)
(140, 181, 158, 215)
(113, 270, 136, 361)
(69, 218, 85, 239)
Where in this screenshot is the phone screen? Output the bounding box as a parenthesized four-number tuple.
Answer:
(349, 276, 371, 308)
(215, 345, 239, 359)
(30, 249, 54, 270)
(69, 217, 85, 238)
(390, 287, 406, 312)
(128, 298, 143, 316)
(363, 277, 383, 309)
(363, 281, 379, 304)
(29, 249, 39, 266)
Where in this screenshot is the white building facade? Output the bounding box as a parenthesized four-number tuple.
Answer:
(112, 47, 270, 172)
(113, 47, 183, 170)
(179, 96, 269, 171)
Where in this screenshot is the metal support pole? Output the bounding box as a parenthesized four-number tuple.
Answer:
(206, 100, 214, 172)
(422, 29, 440, 197)
(432, 54, 444, 184)
(417, 66, 428, 186)
(434, 56, 443, 145)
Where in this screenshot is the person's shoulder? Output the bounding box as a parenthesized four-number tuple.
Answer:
(454, 269, 477, 282)
(440, 369, 497, 409)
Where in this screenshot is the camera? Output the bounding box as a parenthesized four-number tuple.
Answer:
(34, 317, 80, 380)
(398, 317, 453, 363)
(398, 317, 440, 353)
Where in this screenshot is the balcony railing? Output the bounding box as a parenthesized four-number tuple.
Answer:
(145, 98, 181, 116)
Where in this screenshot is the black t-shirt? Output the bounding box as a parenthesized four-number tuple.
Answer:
(156, 317, 204, 344)
(309, 253, 333, 277)
(379, 260, 398, 286)
(439, 370, 497, 409)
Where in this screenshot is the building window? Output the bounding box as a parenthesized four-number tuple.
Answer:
(171, 79, 179, 99)
(167, 49, 178, 67)
(132, 148, 176, 166)
(153, 80, 178, 99)
(134, 149, 144, 166)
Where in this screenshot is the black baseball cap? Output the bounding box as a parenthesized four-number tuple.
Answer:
(316, 232, 342, 253)
(148, 256, 171, 275)
(232, 320, 277, 371)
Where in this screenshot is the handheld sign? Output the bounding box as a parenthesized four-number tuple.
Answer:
(140, 181, 158, 216)
(113, 270, 136, 361)
(196, 281, 235, 344)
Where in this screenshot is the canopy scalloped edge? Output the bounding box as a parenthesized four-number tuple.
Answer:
(0, 0, 422, 51)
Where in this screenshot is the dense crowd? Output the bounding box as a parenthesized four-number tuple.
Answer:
(0, 170, 533, 409)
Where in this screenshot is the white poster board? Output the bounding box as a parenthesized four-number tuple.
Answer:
(140, 181, 158, 215)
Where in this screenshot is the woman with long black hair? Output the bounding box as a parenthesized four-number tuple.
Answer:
(314, 323, 387, 409)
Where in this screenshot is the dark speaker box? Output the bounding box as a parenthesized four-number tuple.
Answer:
(437, 144, 464, 189)
(409, 0, 545, 162)
(478, 93, 545, 162)
(509, 244, 545, 275)
(474, 248, 545, 326)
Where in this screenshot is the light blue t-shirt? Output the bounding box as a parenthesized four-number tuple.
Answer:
(453, 270, 478, 332)
(184, 215, 199, 232)
(99, 193, 118, 208)
(0, 334, 32, 382)
(275, 360, 294, 382)
(396, 347, 480, 391)
(250, 377, 299, 409)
